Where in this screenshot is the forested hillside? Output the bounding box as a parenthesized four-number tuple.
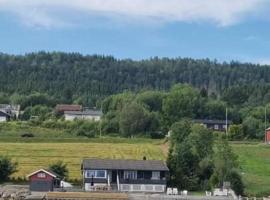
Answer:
(1, 51, 270, 106)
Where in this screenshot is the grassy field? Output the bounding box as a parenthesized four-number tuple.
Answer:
(1, 141, 269, 196)
(231, 142, 270, 197)
(0, 141, 165, 180)
(0, 122, 269, 196)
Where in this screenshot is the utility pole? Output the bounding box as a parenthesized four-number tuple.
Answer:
(265, 107, 267, 143)
(226, 107, 228, 136)
(99, 104, 102, 138)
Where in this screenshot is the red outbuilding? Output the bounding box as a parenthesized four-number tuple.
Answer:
(27, 169, 61, 192)
(265, 128, 270, 144)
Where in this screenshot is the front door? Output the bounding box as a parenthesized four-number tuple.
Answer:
(112, 170, 117, 183)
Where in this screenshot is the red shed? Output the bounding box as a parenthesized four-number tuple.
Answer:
(266, 128, 270, 144)
(27, 169, 61, 192)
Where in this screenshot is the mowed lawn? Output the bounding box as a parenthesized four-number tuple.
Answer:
(232, 143, 270, 196)
(0, 142, 165, 180)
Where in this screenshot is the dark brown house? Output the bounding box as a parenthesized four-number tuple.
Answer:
(27, 169, 62, 192)
(193, 119, 232, 131)
(81, 158, 169, 193)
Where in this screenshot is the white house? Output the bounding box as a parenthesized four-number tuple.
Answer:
(64, 110, 102, 121)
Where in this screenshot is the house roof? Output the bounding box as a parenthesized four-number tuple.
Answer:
(82, 159, 169, 171)
(55, 104, 82, 112)
(193, 119, 232, 125)
(0, 110, 11, 117)
(64, 110, 102, 116)
(27, 169, 60, 179)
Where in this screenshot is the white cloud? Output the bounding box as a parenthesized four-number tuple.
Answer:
(0, 0, 267, 28)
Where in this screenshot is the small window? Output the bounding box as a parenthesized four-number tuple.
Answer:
(223, 125, 227, 129)
(214, 124, 219, 130)
(37, 172, 46, 178)
(124, 171, 137, 180)
(85, 170, 95, 178)
(96, 170, 106, 178)
(85, 170, 106, 178)
(152, 171, 160, 180)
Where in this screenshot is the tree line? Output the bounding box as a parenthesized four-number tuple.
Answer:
(6, 83, 268, 140)
(1, 51, 270, 107)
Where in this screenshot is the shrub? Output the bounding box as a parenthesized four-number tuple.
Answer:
(21, 133, 34, 138)
(227, 170, 244, 196)
(0, 156, 18, 182)
(49, 161, 69, 179)
(150, 131, 165, 139)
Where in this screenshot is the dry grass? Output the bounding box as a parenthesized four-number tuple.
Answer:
(0, 142, 165, 179)
(47, 192, 128, 200)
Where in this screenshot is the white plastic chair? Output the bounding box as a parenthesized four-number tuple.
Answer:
(182, 190, 188, 196)
(172, 188, 178, 195)
(166, 187, 173, 195)
(205, 191, 212, 196)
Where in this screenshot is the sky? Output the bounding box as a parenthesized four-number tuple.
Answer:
(0, 0, 270, 64)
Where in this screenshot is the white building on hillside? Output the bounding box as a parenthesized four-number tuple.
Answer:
(64, 110, 102, 121)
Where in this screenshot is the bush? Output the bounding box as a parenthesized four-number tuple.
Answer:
(49, 161, 69, 179)
(0, 156, 18, 182)
(74, 121, 99, 138)
(227, 170, 244, 196)
(229, 125, 244, 140)
(150, 131, 165, 139)
(21, 133, 34, 138)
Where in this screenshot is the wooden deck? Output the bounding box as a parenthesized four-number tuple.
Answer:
(47, 192, 128, 200)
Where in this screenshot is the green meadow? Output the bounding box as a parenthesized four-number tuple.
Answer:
(0, 123, 269, 196)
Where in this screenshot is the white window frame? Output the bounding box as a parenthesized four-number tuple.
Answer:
(151, 171, 160, 180)
(214, 124, 219, 130)
(95, 170, 106, 178)
(85, 170, 107, 179)
(37, 172, 46, 178)
(124, 171, 137, 180)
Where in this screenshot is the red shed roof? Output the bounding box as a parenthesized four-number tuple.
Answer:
(27, 169, 59, 178)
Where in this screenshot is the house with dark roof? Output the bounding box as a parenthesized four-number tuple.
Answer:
(0, 104, 20, 118)
(193, 119, 232, 132)
(81, 158, 169, 193)
(64, 110, 102, 121)
(27, 169, 62, 192)
(0, 110, 11, 122)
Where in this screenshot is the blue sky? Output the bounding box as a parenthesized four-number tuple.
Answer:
(0, 0, 270, 64)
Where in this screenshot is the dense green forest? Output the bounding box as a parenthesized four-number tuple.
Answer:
(1, 51, 270, 107)
(1, 52, 270, 140)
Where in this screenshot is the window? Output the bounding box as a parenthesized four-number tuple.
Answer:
(214, 124, 219, 130)
(85, 170, 95, 178)
(96, 170, 106, 178)
(151, 171, 160, 180)
(124, 171, 137, 180)
(37, 172, 46, 178)
(85, 170, 106, 178)
(223, 125, 227, 130)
